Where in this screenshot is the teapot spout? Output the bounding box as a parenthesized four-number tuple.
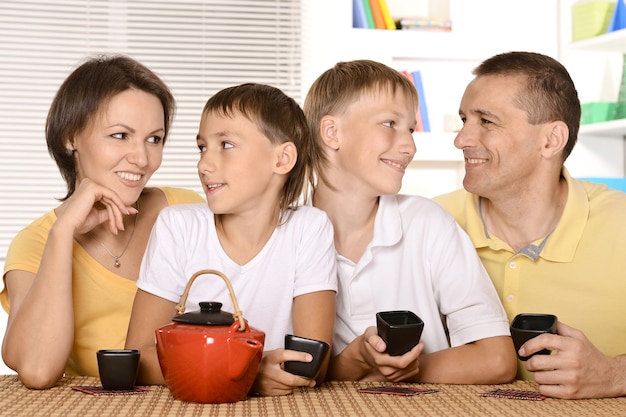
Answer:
(228, 337, 264, 381)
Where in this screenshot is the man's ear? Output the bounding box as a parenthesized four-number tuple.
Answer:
(274, 141, 297, 174)
(320, 115, 340, 151)
(542, 121, 568, 160)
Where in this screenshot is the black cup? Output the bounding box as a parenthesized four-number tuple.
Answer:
(376, 310, 424, 356)
(97, 349, 140, 390)
(284, 335, 330, 379)
(510, 314, 558, 361)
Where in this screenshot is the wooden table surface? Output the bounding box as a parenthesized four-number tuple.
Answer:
(0, 375, 624, 417)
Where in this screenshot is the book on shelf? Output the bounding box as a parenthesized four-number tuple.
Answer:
(353, 0, 453, 31)
(362, 0, 376, 28)
(369, 0, 387, 29)
(397, 17, 452, 31)
(379, 0, 397, 29)
(608, 0, 626, 33)
(353, 0, 369, 29)
(353, 0, 398, 30)
(411, 70, 430, 132)
(402, 70, 426, 132)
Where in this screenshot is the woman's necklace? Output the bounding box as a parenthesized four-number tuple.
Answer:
(91, 202, 139, 268)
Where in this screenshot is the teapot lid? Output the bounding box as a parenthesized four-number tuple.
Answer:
(172, 301, 235, 326)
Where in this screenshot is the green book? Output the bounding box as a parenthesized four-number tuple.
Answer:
(614, 54, 626, 119)
(362, 0, 375, 29)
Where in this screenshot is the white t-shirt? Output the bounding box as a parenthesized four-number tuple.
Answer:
(137, 203, 338, 351)
(333, 194, 510, 355)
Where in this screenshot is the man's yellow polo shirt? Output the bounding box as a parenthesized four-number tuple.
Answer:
(435, 168, 626, 380)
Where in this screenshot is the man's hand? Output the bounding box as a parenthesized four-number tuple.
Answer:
(521, 322, 626, 399)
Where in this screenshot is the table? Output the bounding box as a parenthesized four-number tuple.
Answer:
(0, 375, 624, 417)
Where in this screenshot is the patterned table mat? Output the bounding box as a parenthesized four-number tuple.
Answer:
(0, 375, 624, 417)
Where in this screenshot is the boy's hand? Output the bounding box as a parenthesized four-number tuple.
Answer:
(250, 348, 316, 397)
(359, 326, 424, 382)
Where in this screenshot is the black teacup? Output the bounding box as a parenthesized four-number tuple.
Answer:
(376, 310, 424, 356)
(510, 314, 558, 361)
(284, 335, 330, 379)
(97, 349, 140, 390)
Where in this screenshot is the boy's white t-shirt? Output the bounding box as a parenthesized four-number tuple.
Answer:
(137, 203, 338, 351)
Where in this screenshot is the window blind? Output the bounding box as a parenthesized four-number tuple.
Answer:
(0, 0, 302, 262)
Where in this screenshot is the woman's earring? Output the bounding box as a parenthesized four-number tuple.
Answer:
(66, 147, 75, 156)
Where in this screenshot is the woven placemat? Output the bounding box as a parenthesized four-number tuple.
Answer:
(0, 375, 623, 417)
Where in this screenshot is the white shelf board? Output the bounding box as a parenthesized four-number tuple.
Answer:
(569, 29, 626, 52)
(579, 118, 626, 137)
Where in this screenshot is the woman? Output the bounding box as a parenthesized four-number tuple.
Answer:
(1, 55, 204, 389)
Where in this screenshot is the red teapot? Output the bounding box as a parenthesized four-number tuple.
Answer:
(155, 269, 265, 403)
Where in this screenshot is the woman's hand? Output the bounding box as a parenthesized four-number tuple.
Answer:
(250, 348, 316, 396)
(57, 178, 138, 237)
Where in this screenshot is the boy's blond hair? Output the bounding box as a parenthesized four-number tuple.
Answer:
(303, 60, 419, 187)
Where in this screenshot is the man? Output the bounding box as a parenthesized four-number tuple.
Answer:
(435, 51, 626, 399)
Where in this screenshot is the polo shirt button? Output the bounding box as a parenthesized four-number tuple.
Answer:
(509, 261, 517, 269)
(506, 294, 514, 302)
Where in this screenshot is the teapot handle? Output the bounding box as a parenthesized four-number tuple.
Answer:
(175, 269, 246, 332)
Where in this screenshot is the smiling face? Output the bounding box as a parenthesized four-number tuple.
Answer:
(331, 87, 417, 197)
(71, 89, 165, 204)
(196, 110, 285, 216)
(455, 74, 550, 200)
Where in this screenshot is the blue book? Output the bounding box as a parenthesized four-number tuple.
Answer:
(609, 0, 626, 32)
(353, 0, 368, 28)
(411, 71, 430, 132)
